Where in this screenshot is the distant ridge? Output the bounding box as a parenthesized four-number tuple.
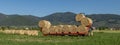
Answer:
(0, 12, 120, 28)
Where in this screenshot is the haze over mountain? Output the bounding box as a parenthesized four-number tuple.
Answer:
(0, 12, 120, 28)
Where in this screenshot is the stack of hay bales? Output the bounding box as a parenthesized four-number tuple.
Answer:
(76, 25, 88, 34)
(38, 20, 51, 29)
(4, 30, 11, 34)
(75, 13, 93, 27)
(1, 30, 38, 36)
(39, 20, 51, 35)
(26, 30, 38, 36)
(81, 17, 93, 27)
(75, 13, 93, 35)
(39, 13, 93, 36)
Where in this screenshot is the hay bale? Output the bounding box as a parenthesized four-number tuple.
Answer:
(0, 30, 3, 33)
(31, 30, 38, 36)
(42, 28, 50, 34)
(38, 20, 51, 29)
(14, 30, 21, 34)
(4, 30, 11, 34)
(75, 14, 85, 21)
(49, 26, 56, 34)
(56, 25, 64, 34)
(76, 25, 88, 33)
(27, 30, 34, 36)
(62, 25, 71, 34)
(70, 25, 77, 33)
(19, 30, 25, 35)
(81, 17, 93, 27)
(24, 30, 29, 35)
(11, 30, 15, 34)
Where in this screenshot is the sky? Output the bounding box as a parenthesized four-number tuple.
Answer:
(0, 0, 120, 17)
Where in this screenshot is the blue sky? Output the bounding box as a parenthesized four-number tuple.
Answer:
(0, 0, 120, 17)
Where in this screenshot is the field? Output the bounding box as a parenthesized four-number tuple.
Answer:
(0, 30, 120, 45)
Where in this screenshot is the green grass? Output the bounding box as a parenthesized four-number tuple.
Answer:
(0, 31, 120, 45)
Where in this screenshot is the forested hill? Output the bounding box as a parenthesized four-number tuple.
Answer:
(0, 12, 120, 28)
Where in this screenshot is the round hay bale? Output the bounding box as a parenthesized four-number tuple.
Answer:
(27, 30, 32, 35)
(19, 30, 24, 35)
(63, 25, 71, 34)
(31, 30, 38, 36)
(75, 14, 85, 21)
(49, 26, 56, 34)
(70, 25, 77, 34)
(56, 25, 64, 34)
(0, 30, 3, 33)
(42, 28, 50, 35)
(24, 30, 29, 35)
(81, 17, 93, 27)
(38, 20, 51, 29)
(4, 30, 11, 34)
(28, 30, 38, 36)
(11, 30, 16, 34)
(76, 25, 88, 34)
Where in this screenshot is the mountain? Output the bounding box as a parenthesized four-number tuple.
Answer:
(0, 13, 40, 26)
(0, 12, 120, 28)
(40, 12, 120, 28)
(40, 12, 79, 25)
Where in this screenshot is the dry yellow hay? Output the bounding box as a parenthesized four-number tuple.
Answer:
(24, 30, 29, 35)
(0, 30, 3, 33)
(56, 25, 64, 33)
(4, 30, 11, 34)
(62, 25, 71, 33)
(19, 30, 25, 35)
(38, 20, 51, 29)
(27, 31, 32, 36)
(42, 28, 50, 34)
(1, 30, 38, 36)
(11, 30, 15, 34)
(70, 25, 77, 33)
(30, 30, 38, 36)
(76, 25, 88, 33)
(81, 17, 93, 27)
(49, 26, 56, 34)
(75, 14, 85, 21)
(14, 30, 20, 34)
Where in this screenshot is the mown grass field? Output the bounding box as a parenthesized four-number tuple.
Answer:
(0, 30, 120, 45)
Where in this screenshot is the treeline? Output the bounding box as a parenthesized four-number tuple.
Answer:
(0, 26, 40, 30)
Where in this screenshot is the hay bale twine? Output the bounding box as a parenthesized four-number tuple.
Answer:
(75, 13, 85, 21)
(38, 20, 51, 29)
(81, 17, 93, 27)
(49, 26, 56, 34)
(76, 25, 88, 34)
